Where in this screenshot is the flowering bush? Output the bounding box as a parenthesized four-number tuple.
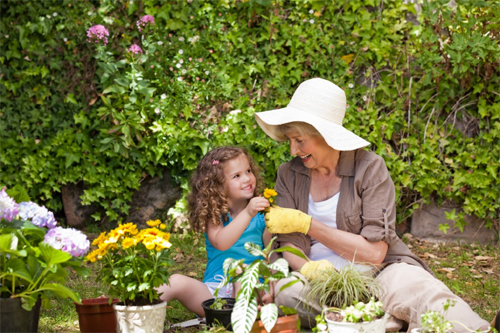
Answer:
(86, 220, 173, 305)
(0, 187, 90, 310)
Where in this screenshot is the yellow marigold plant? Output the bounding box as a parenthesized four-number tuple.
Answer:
(263, 188, 278, 206)
(86, 220, 173, 305)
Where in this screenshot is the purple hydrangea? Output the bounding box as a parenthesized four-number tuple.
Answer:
(128, 44, 143, 54)
(18, 201, 57, 229)
(136, 15, 155, 32)
(86, 24, 109, 45)
(0, 187, 19, 222)
(44, 227, 90, 257)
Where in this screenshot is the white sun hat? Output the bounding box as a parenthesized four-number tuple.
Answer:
(254, 78, 370, 151)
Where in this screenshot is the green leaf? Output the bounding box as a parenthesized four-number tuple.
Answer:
(39, 243, 72, 266)
(244, 242, 264, 258)
(231, 294, 258, 333)
(260, 303, 278, 332)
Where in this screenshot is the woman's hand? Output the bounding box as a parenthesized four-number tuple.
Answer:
(245, 197, 270, 217)
(264, 206, 312, 234)
(299, 259, 335, 280)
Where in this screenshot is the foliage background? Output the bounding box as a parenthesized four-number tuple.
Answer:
(1, 0, 499, 235)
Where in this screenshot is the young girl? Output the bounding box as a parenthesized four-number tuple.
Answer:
(157, 146, 272, 317)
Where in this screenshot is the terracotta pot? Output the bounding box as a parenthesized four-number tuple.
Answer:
(0, 297, 41, 333)
(201, 297, 235, 330)
(113, 300, 167, 333)
(250, 313, 299, 333)
(74, 297, 119, 333)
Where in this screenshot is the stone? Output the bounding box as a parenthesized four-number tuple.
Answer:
(125, 169, 182, 227)
(411, 202, 496, 244)
(61, 169, 181, 228)
(61, 183, 100, 228)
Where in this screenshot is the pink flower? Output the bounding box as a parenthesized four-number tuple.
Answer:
(128, 44, 143, 54)
(86, 24, 109, 45)
(136, 15, 155, 31)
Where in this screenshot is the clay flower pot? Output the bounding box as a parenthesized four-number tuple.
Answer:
(250, 313, 299, 333)
(74, 297, 119, 333)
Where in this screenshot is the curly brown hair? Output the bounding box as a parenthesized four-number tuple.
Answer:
(187, 146, 264, 233)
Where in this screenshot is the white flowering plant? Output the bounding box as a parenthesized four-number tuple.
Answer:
(0, 187, 90, 310)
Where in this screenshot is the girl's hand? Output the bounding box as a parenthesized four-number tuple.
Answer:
(245, 197, 270, 217)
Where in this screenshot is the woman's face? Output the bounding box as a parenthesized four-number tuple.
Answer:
(285, 130, 334, 169)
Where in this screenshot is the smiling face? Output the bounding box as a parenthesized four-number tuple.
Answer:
(285, 130, 335, 170)
(223, 153, 257, 207)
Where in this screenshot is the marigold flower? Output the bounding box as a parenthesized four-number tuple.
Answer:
(263, 188, 278, 199)
(146, 219, 161, 227)
(86, 24, 109, 45)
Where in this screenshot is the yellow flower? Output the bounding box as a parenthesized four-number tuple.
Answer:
(92, 232, 107, 246)
(159, 223, 166, 230)
(269, 198, 273, 203)
(122, 237, 136, 249)
(146, 219, 162, 227)
(263, 188, 278, 199)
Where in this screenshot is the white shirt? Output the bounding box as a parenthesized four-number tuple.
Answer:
(308, 192, 372, 272)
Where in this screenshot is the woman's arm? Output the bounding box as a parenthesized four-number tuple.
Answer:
(308, 221, 388, 265)
(206, 196, 270, 251)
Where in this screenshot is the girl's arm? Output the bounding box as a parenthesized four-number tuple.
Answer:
(206, 197, 270, 251)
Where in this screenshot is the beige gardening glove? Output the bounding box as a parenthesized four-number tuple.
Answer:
(300, 260, 335, 281)
(264, 206, 312, 234)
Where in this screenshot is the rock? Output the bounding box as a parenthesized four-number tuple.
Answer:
(61, 183, 100, 228)
(125, 169, 182, 227)
(62, 169, 182, 228)
(411, 202, 496, 244)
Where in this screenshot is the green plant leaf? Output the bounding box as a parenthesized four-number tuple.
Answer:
(231, 294, 258, 333)
(260, 303, 278, 332)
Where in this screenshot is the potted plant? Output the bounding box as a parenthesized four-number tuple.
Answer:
(201, 291, 236, 330)
(319, 298, 387, 333)
(411, 300, 493, 333)
(0, 186, 90, 333)
(74, 295, 120, 333)
(220, 236, 307, 333)
(85, 219, 174, 333)
(307, 263, 386, 333)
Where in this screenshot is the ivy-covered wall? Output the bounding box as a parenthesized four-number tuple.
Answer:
(1, 0, 498, 235)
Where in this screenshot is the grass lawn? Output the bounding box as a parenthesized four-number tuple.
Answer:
(38, 231, 499, 332)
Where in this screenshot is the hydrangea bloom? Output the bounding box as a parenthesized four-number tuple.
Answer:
(0, 187, 19, 222)
(18, 201, 57, 229)
(44, 226, 90, 257)
(136, 15, 155, 31)
(128, 44, 143, 54)
(86, 24, 109, 45)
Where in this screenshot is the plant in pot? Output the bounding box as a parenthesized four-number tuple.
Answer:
(85, 219, 174, 333)
(220, 236, 307, 333)
(307, 263, 387, 333)
(411, 299, 494, 333)
(0, 186, 90, 333)
(201, 288, 236, 330)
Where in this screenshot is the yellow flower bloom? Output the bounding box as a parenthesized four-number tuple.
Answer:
(122, 237, 136, 249)
(92, 232, 107, 246)
(146, 219, 162, 227)
(159, 223, 166, 230)
(263, 188, 278, 199)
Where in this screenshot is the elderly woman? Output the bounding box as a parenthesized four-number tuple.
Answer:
(254, 78, 493, 332)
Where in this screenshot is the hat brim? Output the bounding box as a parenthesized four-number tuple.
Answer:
(254, 106, 370, 151)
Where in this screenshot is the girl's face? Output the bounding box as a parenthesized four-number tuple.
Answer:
(285, 130, 334, 169)
(223, 154, 256, 204)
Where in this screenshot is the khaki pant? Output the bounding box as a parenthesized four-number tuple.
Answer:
(275, 263, 489, 332)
